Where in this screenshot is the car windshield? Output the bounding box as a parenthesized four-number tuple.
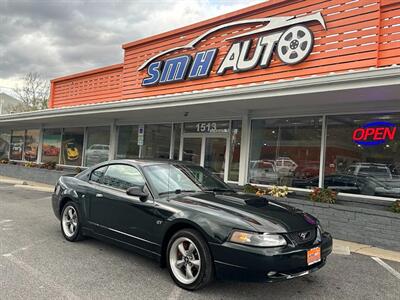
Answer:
(143, 164, 233, 196)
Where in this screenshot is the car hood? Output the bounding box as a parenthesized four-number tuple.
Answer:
(171, 192, 317, 233)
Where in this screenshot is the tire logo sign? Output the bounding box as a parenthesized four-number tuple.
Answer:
(277, 25, 314, 65)
(140, 12, 326, 86)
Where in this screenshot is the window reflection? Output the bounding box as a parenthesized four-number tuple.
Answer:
(85, 126, 110, 167)
(250, 117, 322, 187)
(117, 125, 139, 159)
(142, 124, 171, 159)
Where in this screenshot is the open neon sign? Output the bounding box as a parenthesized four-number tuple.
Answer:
(352, 121, 397, 146)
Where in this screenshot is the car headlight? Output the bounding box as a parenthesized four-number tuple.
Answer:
(229, 230, 287, 247)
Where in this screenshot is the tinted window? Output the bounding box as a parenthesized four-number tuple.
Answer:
(103, 165, 145, 190)
(90, 166, 108, 183)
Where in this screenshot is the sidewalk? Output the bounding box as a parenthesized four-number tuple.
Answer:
(1, 175, 399, 262)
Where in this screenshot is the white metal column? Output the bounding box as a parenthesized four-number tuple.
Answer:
(318, 115, 327, 188)
(238, 113, 250, 185)
(37, 126, 44, 164)
(169, 123, 175, 160)
(109, 120, 117, 160)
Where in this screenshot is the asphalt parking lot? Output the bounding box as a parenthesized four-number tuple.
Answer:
(1, 181, 399, 300)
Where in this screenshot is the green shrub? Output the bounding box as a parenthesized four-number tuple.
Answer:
(243, 184, 259, 194)
(389, 200, 400, 213)
(41, 161, 57, 170)
(309, 188, 337, 204)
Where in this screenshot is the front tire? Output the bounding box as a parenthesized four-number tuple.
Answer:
(61, 201, 84, 242)
(167, 229, 214, 290)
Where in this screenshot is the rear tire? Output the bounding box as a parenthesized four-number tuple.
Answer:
(60, 201, 84, 242)
(167, 229, 214, 290)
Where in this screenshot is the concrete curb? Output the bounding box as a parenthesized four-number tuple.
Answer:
(13, 184, 54, 193)
(334, 239, 400, 263)
(0, 175, 54, 192)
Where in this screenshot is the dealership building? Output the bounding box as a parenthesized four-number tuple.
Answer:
(1, 0, 400, 202)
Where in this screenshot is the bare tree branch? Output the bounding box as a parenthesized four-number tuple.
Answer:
(11, 72, 49, 113)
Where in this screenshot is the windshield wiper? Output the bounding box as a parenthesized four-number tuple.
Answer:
(204, 188, 235, 193)
(159, 189, 197, 196)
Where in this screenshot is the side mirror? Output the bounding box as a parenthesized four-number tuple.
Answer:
(127, 186, 149, 202)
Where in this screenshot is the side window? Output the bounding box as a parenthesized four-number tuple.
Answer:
(103, 164, 145, 191)
(90, 166, 108, 183)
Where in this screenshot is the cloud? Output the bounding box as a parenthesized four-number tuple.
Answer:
(0, 0, 264, 89)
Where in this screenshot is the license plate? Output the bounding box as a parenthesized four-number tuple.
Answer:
(307, 247, 321, 266)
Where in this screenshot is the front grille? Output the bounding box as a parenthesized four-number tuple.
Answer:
(288, 228, 317, 245)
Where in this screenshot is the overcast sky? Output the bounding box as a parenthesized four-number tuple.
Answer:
(0, 0, 264, 93)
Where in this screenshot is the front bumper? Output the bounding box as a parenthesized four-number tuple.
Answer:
(51, 193, 61, 220)
(210, 232, 332, 282)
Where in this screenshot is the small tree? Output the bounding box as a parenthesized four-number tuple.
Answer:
(12, 72, 49, 112)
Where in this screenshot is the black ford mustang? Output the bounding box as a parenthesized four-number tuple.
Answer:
(52, 160, 332, 290)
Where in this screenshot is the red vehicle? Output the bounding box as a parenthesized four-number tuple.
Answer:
(295, 161, 320, 179)
(43, 145, 60, 157)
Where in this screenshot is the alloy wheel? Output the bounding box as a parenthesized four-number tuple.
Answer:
(169, 237, 201, 285)
(62, 205, 78, 238)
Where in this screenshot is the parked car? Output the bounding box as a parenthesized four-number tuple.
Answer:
(24, 145, 37, 161)
(52, 160, 332, 290)
(249, 160, 279, 184)
(43, 145, 60, 157)
(295, 161, 320, 179)
(275, 157, 298, 177)
(345, 163, 392, 180)
(293, 174, 400, 198)
(85, 144, 109, 166)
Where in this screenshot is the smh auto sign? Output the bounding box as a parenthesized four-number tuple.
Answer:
(138, 12, 326, 86)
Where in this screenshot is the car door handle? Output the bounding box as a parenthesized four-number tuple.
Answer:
(96, 193, 104, 198)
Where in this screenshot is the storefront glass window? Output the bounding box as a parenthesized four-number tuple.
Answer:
(228, 120, 241, 182)
(142, 124, 171, 159)
(42, 128, 61, 163)
(24, 129, 40, 162)
(10, 130, 25, 160)
(61, 128, 84, 166)
(85, 126, 110, 167)
(0, 129, 10, 160)
(324, 114, 400, 199)
(250, 117, 322, 187)
(116, 125, 139, 159)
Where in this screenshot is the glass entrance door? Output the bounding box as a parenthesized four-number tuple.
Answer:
(182, 136, 228, 180)
(182, 137, 202, 165)
(204, 138, 226, 179)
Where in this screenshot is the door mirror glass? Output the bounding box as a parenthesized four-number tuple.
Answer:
(126, 186, 149, 202)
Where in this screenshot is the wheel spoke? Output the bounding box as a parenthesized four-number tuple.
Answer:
(178, 243, 186, 256)
(176, 260, 185, 268)
(186, 264, 194, 279)
(187, 243, 195, 254)
(68, 209, 74, 219)
(191, 260, 200, 267)
(69, 224, 74, 233)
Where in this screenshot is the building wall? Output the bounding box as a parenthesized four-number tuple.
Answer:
(49, 0, 400, 108)
(50, 64, 123, 108)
